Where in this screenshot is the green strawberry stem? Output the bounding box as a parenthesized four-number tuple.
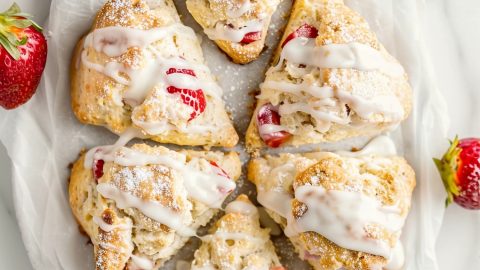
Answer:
(433, 136, 461, 207)
(0, 3, 42, 60)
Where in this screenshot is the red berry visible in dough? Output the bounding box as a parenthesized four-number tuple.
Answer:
(93, 159, 105, 183)
(282, 23, 319, 48)
(256, 103, 292, 148)
(434, 136, 480, 209)
(165, 67, 206, 120)
(241, 31, 262, 44)
(209, 160, 230, 179)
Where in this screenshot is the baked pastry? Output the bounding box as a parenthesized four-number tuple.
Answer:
(247, 136, 415, 270)
(69, 143, 241, 269)
(245, 0, 412, 150)
(186, 0, 282, 64)
(191, 195, 285, 270)
(71, 0, 239, 147)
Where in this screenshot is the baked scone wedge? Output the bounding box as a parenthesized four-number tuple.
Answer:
(71, 0, 238, 147)
(186, 0, 282, 64)
(245, 0, 412, 150)
(69, 143, 241, 269)
(191, 195, 285, 270)
(247, 136, 415, 270)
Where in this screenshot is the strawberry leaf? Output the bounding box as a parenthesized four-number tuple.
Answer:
(0, 34, 20, 60)
(2, 3, 21, 16)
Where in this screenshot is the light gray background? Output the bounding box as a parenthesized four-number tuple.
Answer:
(0, 0, 479, 269)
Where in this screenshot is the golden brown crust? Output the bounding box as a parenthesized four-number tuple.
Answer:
(71, 0, 239, 147)
(245, 0, 413, 151)
(247, 151, 416, 270)
(69, 144, 242, 269)
(192, 195, 283, 269)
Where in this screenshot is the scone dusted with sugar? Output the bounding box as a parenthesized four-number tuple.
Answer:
(69, 143, 241, 269)
(186, 0, 282, 64)
(247, 137, 415, 270)
(191, 195, 285, 270)
(246, 0, 412, 150)
(71, 0, 238, 147)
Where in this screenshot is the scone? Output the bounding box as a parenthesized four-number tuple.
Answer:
(186, 0, 282, 64)
(69, 143, 241, 269)
(71, 0, 239, 147)
(245, 0, 412, 150)
(247, 136, 416, 270)
(191, 195, 285, 270)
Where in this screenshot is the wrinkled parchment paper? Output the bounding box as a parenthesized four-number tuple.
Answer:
(0, 0, 450, 269)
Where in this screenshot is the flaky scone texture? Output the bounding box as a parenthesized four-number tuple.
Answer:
(248, 152, 415, 270)
(71, 0, 238, 147)
(191, 195, 283, 269)
(246, 0, 413, 150)
(69, 144, 241, 270)
(186, 0, 281, 64)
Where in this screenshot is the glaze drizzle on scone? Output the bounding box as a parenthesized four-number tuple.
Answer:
(191, 195, 285, 270)
(186, 0, 282, 64)
(246, 0, 413, 149)
(248, 136, 416, 270)
(71, 0, 239, 147)
(69, 138, 242, 269)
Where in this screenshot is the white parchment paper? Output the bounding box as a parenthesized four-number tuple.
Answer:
(0, 0, 450, 269)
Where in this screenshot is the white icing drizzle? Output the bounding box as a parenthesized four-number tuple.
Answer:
(182, 158, 236, 209)
(129, 255, 155, 270)
(336, 135, 397, 157)
(93, 216, 132, 232)
(257, 123, 287, 136)
(81, 24, 223, 135)
(204, 19, 264, 43)
(273, 38, 404, 77)
(83, 25, 190, 57)
(226, 0, 252, 18)
(259, 80, 334, 99)
(97, 183, 196, 236)
(225, 200, 258, 216)
(256, 189, 292, 218)
(284, 185, 405, 258)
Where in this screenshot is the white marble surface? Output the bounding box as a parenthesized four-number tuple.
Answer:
(0, 0, 479, 269)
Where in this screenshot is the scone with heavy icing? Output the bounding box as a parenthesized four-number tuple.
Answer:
(247, 136, 415, 270)
(245, 0, 412, 150)
(69, 143, 241, 269)
(186, 0, 282, 64)
(191, 195, 285, 270)
(71, 0, 238, 147)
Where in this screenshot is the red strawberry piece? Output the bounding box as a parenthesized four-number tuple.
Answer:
(209, 160, 233, 194)
(165, 67, 206, 120)
(166, 86, 206, 121)
(434, 136, 480, 209)
(257, 103, 292, 148)
(0, 3, 47, 109)
(241, 31, 262, 44)
(281, 23, 319, 48)
(166, 67, 196, 77)
(93, 159, 105, 183)
(209, 160, 230, 179)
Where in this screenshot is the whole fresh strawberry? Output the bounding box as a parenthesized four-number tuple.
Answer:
(0, 3, 47, 109)
(434, 136, 480, 209)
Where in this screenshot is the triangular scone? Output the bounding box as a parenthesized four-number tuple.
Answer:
(191, 195, 285, 270)
(246, 0, 412, 150)
(247, 137, 415, 270)
(186, 0, 282, 64)
(69, 143, 241, 269)
(71, 0, 238, 147)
